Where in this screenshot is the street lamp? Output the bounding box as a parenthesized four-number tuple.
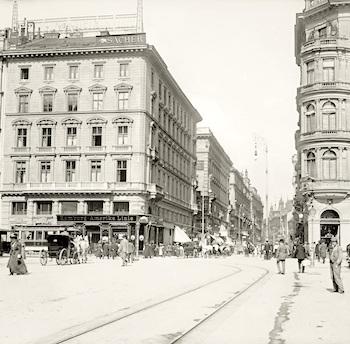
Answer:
(309, 205, 316, 266)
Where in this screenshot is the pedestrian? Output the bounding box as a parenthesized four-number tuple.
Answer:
(118, 235, 129, 266)
(319, 240, 327, 263)
(263, 240, 271, 260)
(315, 241, 320, 262)
(158, 243, 164, 257)
(295, 240, 307, 273)
(7, 233, 28, 275)
(329, 237, 344, 293)
(276, 239, 289, 274)
(128, 240, 135, 263)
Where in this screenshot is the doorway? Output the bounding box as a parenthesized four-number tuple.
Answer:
(320, 210, 340, 245)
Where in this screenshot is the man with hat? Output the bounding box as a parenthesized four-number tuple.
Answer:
(329, 236, 344, 294)
(7, 233, 28, 275)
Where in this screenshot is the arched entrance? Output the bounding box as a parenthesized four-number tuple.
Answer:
(320, 210, 340, 244)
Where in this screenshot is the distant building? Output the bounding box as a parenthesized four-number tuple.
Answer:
(195, 127, 232, 236)
(269, 199, 294, 243)
(295, 0, 350, 248)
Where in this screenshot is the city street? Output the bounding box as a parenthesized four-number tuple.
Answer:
(0, 255, 349, 344)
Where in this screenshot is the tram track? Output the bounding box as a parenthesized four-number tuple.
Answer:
(34, 262, 244, 344)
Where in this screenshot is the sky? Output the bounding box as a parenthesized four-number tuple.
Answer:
(0, 0, 305, 209)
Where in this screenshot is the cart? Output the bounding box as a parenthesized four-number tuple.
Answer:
(40, 234, 79, 265)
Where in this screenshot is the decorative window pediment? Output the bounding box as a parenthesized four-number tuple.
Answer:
(61, 117, 82, 126)
(39, 86, 57, 94)
(89, 84, 107, 93)
(14, 86, 33, 95)
(12, 119, 32, 126)
(37, 119, 57, 126)
(64, 85, 82, 94)
(114, 83, 133, 92)
(112, 116, 133, 124)
(87, 116, 107, 125)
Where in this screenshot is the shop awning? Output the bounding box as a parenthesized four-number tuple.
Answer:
(174, 226, 191, 243)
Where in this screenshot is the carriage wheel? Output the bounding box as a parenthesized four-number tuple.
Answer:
(59, 249, 68, 265)
(72, 251, 79, 264)
(40, 251, 48, 266)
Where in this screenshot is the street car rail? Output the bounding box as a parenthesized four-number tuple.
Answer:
(35, 263, 244, 344)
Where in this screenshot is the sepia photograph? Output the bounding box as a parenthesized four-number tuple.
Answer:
(0, 0, 349, 343)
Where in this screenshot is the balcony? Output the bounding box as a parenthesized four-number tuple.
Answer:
(147, 183, 164, 201)
(302, 179, 350, 200)
(300, 130, 350, 143)
(2, 182, 148, 194)
(63, 146, 81, 153)
(112, 145, 132, 153)
(37, 147, 56, 154)
(299, 81, 350, 96)
(87, 146, 106, 153)
(301, 37, 349, 54)
(11, 147, 31, 154)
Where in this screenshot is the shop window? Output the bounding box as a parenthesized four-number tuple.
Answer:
(87, 201, 103, 214)
(12, 202, 27, 215)
(61, 201, 78, 214)
(36, 201, 52, 215)
(113, 202, 129, 214)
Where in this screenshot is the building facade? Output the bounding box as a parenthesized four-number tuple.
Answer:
(0, 23, 201, 248)
(229, 168, 264, 243)
(295, 0, 350, 248)
(195, 127, 232, 236)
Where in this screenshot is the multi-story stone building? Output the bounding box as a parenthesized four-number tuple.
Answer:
(229, 168, 264, 243)
(295, 0, 350, 248)
(195, 127, 232, 236)
(0, 17, 201, 248)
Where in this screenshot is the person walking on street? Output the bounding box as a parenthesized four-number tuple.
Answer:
(7, 233, 28, 275)
(128, 240, 135, 263)
(295, 240, 307, 273)
(329, 237, 344, 294)
(315, 241, 320, 262)
(118, 235, 129, 267)
(276, 239, 289, 274)
(319, 241, 327, 264)
(264, 240, 271, 260)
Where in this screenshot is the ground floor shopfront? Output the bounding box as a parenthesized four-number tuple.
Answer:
(306, 198, 350, 250)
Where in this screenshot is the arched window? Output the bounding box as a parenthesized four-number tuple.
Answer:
(322, 150, 337, 180)
(321, 210, 339, 219)
(305, 104, 316, 133)
(306, 152, 316, 178)
(322, 101, 336, 130)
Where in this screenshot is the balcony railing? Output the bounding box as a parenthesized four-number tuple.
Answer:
(301, 37, 348, 54)
(37, 147, 56, 153)
(63, 146, 81, 153)
(87, 146, 106, 152)
(299, 81, 350, 94)
(12, 147, 31, 154)
(300, 130, 350, 141)
(112, 145, 132, 152)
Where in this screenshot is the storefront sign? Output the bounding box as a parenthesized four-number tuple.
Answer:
(97, 33, 146, 46)
(57, 215, 137, 222)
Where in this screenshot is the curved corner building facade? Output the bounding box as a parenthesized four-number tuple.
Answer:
(295, 0, 350, 248)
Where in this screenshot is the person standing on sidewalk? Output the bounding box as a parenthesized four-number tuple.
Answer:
(295, 240, 307, 273)
(7, 233, 28, 275)
(319, 240, 327, 264)
(329, 237, 344, 294)
(118, 235, 129, 267)
(276, 239, 289, 274)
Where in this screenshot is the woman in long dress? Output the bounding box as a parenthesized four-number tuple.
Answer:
(7, 233, 28, 275)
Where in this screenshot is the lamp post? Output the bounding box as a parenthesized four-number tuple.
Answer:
(309, 205, 316, 267)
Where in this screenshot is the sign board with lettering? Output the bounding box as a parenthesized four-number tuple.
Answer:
(96, 33, 146, 46)
(57, 215, 137, 222)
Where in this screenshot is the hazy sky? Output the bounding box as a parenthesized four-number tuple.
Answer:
(0, 0, 305, 208)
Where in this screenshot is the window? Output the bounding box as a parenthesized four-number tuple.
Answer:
(119, 63, 129, 77)
(116, 160, 127, 182)
(90, 160, 102, 182)
(43, 94, 53, 112)
(322, 150, 337, 179)
(40, 161, 51, 182)
(117, 126, 129, 145)
(319, 27, 327, 38)
(20, 68, 29, 80)
(87, 201, 103, 214)
(36, 201, 52, 215)
(305, 104, 316, 132)
(113, 202, 129, 214)
(41, 128, 52, 147)
(151, 70, 154, 89)
(69, 65, 79, 80)
(197, 160, 205, 170)
(15, 161, 26, 183)
(12, 202, 27, 215)
(44, 66, 54, 81)
(94, 64, 103, 79)
(306, 152, 316, 178)
(306, 61, 315, 84)
(60, 201, 78, 214)
(93, 93, 103, 110)
(65, 160, 76, 182)
(322, 102, 336, 130)
(17, 128, 27, 147)
(92, 126, 102, 146)
(66, 127, 77, 146)
(68, 93, 78, 112)
(323, 59, 335, 82)
(19, 95, 29, 113)
(118, 91, 129, 110)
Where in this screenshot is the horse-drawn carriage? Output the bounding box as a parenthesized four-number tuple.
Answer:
(40, 234, 80, 265)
